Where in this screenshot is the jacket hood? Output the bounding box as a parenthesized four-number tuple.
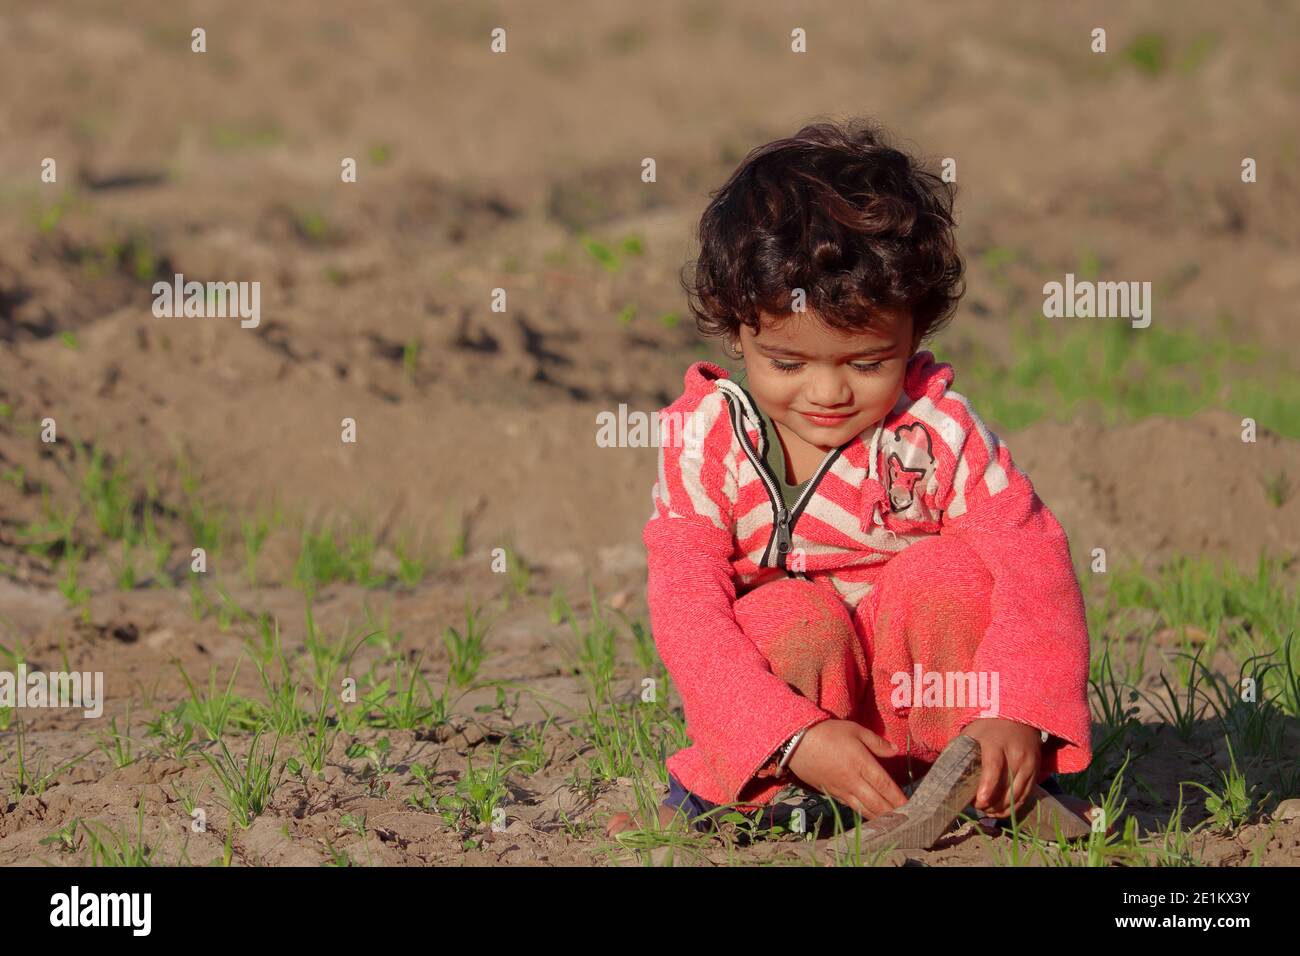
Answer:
(902, 350, 955, 401)
(682, 360, 732, 397)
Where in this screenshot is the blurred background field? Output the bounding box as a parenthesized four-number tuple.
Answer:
(0, 1, 1297, 866)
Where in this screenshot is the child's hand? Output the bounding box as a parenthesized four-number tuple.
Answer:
(786, 720, 908, 820)
(961, 717, 1042, 817)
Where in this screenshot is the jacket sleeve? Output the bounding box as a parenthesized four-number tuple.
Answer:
(930, 390, 1093, 774)
(643, 391, 833, 803)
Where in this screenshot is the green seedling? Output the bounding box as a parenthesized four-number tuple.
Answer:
(581, 235, 621, 273)
(501, 543, 532, 601)
(295, 210, 328, 243)
(243, 612, 279, 671)
(345, 736, 394, 797)
(1195, 647, 1286, 756)
(339, 811, 374, 866)
(1140, 648, 1211, 741)
(1260, 470, 1292, 508)
(219, 825, 234, 867)
(0, 640, 27, 669)
(1185, 737, 1268, 834)
(446, 510, 469, 560)
(321, 838, 355, 867)
(406, 759, 444, 811)
(625, 616, 660, 676)
(361, 655, 444, 730)
(1089, 643, 1141, 734)
(211, 122, 282, 150)
(302, 603, 354, 693)
(95, 710, 136, 769)
(175, 451, 225, 553)
(252, 637, 308, 738)
(57, 544, 91, 617)
(442, 601, 489, 688)
(81, 804, 153, 866)
(241, 513, 271, 587)
(1277, 632, 1300, 718)
(294, 524, 392, 596)
(214, 584, 253, 632)
(188, 576, 210, 621)
(394, 539, 426, 588)
(15, 490, 79, 559)
(437, 746, 521, 832)
(6, 720, 93, 801)
(474, 684, 521, 722)
(560, 584, 618, 694)
(34, 191, 76, 234)
(202, 730, 285, 828)
(504, 712, 556, 780)
(143, 702, 197, 760)
(141, 506, 173, 586)
(39, 818, 82, 855)
(111, 537, 138, 591)
(184, 499, 225, 558)
(168, 778, 207, 816)
(403, 337, 420, 382)
(1078, 754, 1138, 867)
(176, 661, 255, 741)
(1141, 791, 1198, 867)
(569, 687, 666, 783)
(73, 439, 133, 541)
(1125, 32, 1166, 76)
(360, 602, 403, 657)
(548, 588, 569, 626)
(295, 691, 340, 776)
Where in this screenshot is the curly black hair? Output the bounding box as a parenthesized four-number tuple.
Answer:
(680, 117, 965, 348)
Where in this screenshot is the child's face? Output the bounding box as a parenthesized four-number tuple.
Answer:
(733, 308, 916, 453)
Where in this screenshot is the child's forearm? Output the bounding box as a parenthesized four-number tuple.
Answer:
(644, 515, 832, 802)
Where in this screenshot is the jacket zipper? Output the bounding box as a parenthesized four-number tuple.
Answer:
(721, 390, 787, 566)
(778, 442, 843, 571)
(720, 384, 842, 573)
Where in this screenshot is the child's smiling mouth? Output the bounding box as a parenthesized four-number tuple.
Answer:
(798, 409, 858, 427)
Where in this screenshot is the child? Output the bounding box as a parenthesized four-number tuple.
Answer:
(607, 118, 1096, 844)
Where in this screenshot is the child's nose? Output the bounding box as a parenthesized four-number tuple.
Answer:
(805, 370, 853, 407)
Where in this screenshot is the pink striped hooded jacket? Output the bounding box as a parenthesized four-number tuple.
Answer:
(642, 350, 1092, 806)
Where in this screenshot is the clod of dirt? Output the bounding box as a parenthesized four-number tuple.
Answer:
(1273, 799, 1300, 823)
(72, 618, 140, 643)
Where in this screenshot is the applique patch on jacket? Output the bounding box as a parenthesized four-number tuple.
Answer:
(879, 422, 939, 526)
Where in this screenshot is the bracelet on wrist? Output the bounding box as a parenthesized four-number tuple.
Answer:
(776, 726, 809, 774)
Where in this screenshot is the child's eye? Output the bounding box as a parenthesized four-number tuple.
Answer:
(768, 359, 883, 374)
(768, 359, 803, 374)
